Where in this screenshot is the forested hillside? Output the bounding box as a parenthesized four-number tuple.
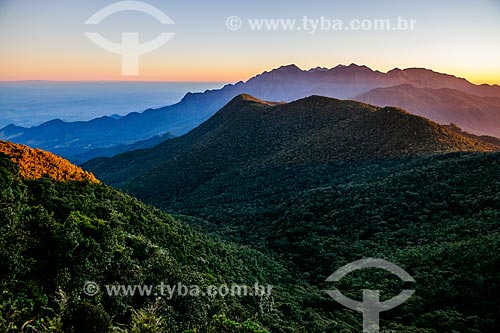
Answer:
(153, 153, 500, 332)
(85, 94, 498, 203)
(0, 140, 98, 183)
(6, 143, 500, 332)
(83, 95, 500, 332)
(0, 153, 307, 332)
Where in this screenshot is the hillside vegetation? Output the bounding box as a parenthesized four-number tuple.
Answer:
(84, 95, 500, 332)
(0, 153, 311, 332)
(3, 96, 500, 332)
(85, 95, 498, 205)
(0, 140, 99, 183)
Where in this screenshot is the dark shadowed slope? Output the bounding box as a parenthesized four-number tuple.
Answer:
(85, 94, 498, 205)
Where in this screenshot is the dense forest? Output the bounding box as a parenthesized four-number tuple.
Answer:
(0, 153, 296, 332)
(81, 95, 500, 332)
(164, 152, 500, 332)
(85, 95, 498, 203)
(5, 150, 500, 332)
(2, 96, 500, 332)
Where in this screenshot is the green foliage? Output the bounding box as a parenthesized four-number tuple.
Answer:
(0, 155, 287, 332)
(139, 152, 500, 333)
(3, 146, 500, 332)
(85, 96, 495, 206)
(63, 301, 112, 333)
(127, 306, 167, 333)
(113, 302, 174, 333)
(208, 314, 270, 333)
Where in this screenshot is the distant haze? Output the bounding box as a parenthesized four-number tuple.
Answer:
(0, 81, 225, 128)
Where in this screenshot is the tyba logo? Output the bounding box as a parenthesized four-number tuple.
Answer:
(84, 1, 175, 75)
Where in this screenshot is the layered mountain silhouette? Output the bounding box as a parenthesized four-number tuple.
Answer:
(0, 140, 99, 183)
(356, 84, 500, 137)
(3, 64, 500, 162)
(84, 94, 498, 205)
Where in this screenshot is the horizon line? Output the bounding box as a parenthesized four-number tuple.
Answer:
(1, 64, 499, 87)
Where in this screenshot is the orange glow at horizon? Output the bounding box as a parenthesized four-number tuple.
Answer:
(0, 51, 267, 82)
(1, 45, 498, 85)
(1, 0, 499, 86)
(1, 60, 499, 86)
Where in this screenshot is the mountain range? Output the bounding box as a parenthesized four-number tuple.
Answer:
(84, 94, 499, 206)
(2, 64, 500, 163)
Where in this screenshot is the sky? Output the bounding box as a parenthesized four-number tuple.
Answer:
(0, 0, 499, 84)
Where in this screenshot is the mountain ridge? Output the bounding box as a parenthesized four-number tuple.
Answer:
(355, 84, 500, 137)
(84, 94, 498, 203)
(3, 64, 500, 162)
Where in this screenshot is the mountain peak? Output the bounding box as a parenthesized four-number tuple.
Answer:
(293, 94, 342, 104)
(44, 118, 65, 125)
(347, 63, 371, 70)
(228, 93, 271, 105)
(259, 64, 303, 77)
(329, 63, 376, 76)
(234, 93, 265, 102)
(401, 67, 464, 81)
(0, 123, 25, 132)
(275, 64, 302, 72)
(307, 66, 329, 72)
(245, 64, 304, 85)
(222, 94, 280, 113)
(386, 67, 410, 79)
(2, 124, 21, 130)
